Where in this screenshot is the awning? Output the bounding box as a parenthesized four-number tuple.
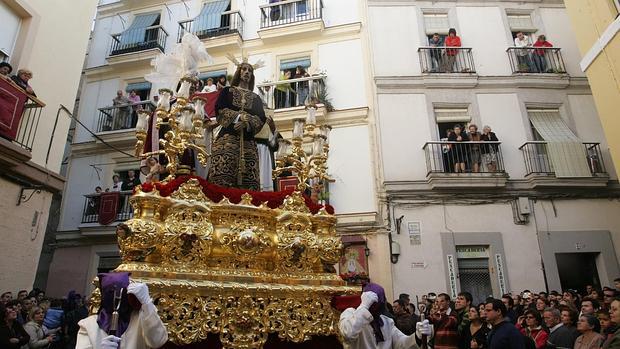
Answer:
(198, 70, 227, 80)
(193, 0, 230, 34)
(280, 58, 311, 71)
(529, 110, 591, 177)
(434, 108, 470, 123)
(125, 81, 152, 92)
(119, 12, 160, 46)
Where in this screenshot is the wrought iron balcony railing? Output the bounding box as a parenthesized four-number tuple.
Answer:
(256, 74, 326, 110)
(82, 191, 133, 224)
(259, 0, 323, 29)
(13, 96, 45, 152)
(519, 141, 606, 176)
(423, 141, 505, 175)
(177, 11, 244, 43)
(96, 101, 157, 133)
(506, 47, 566, 74)
(418, 47, 476, 74)
(109, 25, 168, 56)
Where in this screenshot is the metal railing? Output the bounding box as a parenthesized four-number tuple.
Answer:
(259, 0, 323, 29)
(82, 191, 133, 224)
(13, 96, 44, 152)
(418, 47, 476, 74)
(519, 141, 606, 176)
(423, 141, 505, 175)
(256, 74, 326, 110)
(506, 47, 566, 74)
(96, 101, 156, 133)
(109, 25, 168, 56)
(177, 10, 244, 42)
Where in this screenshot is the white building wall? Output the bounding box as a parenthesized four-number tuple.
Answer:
(323, 0, 359, 27)
(378, 93, 431, 182)
(328, 125, 376, 215)
(87, 15, 126, 69)
(242, 0, 261, 40)
(74, 79, 121, 143)
(318, 39, 366, 110)
(456, 7, 512, 76)
(538, 8, 585, 78)
(368, 6, 420, 76)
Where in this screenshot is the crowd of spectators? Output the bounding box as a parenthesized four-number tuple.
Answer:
(0, 288, 89, 348)
(374, 279, 620, 348)
(442, 124, 500, 173)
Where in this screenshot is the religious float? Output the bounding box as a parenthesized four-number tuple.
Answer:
(93, 34, 359, 349)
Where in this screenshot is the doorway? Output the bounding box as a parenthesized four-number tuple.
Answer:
(555, 252, 601, 294)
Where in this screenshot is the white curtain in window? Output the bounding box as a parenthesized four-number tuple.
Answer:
(529, 110, 591, 177)
(119, 13, 160, 46)
(507, 14, 534, 31)
(194, 0, 230, 34)
(424, 14, 449, 35)
(434, 108, 470, 123)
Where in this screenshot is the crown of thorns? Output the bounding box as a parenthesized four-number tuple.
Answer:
(226, 52, 265, 70)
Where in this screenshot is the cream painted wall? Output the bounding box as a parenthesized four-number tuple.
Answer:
(327, 125, 376, 215)
(476, 93, 528, 179)
(14, 0, 98, 172)
(390, 202, 546, 299)
(318, 39, 366, 110)
(87, 15, 124, 69)
(377, 93, 431, 182)
(0, 178, 52, 292)
(539, 8, 585, 78)
(74, 78, 121, 143)
(323, 0, 359, 27)
(456, 7, 512, 76)
(368, 6, 420, 76)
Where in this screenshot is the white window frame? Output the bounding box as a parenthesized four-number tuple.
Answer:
(423, 12, 450, 35)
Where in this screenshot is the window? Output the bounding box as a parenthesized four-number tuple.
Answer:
(0, 2, 21, 61)
(276, 57, 312, 108)
(125, 81, 152, 101)
(119, 12, 161, 46)
(194, 0, 231, 35)
(434, 107, 470, 139)
(198, 69, 227, 86)
(97, 255, 122, 274)
(423, 13, 449, 35)
(507, 13, 536, 39)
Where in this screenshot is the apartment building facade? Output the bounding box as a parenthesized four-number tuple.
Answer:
(0, 0, 97, 291)
(367, 0, 620, 303)
(45, 0, 385, 297)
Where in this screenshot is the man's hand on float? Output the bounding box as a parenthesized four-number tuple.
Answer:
(358, 291, 378, 311)
(101, 335, 121, 349)
(127, 282, 151, 305)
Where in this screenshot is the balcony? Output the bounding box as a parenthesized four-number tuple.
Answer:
(107, 25, 168, 65)
(177, 11, 244, 51)
(506, 47, 566, 74)
(13, 96, 45, 152)
(257, 74, 327, 111)
(418, 47, 476, 74)
(81, 191, 133, 224)
(519, 141, 609, 187)
(422, 141, 508, 188)
(94, 101, 156, 147)
(258, 0, 324, 41)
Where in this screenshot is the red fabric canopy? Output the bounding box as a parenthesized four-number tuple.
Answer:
(0, 78, 28, 141)
(138, 175, 335, 215)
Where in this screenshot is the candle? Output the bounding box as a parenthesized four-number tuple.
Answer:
(276, 139, 290, 159)
(178, 107, 195, 132)
(193, 98, 205, 119)
(312, 136, 324, 156)
(177, 80, 191, 99)
(320, 125, 332, 144)
(135, 111, 151, 132)
(158, 89, 172, 111)
(293, 119, 305, 139)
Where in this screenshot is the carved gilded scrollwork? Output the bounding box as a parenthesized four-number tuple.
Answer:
(161, 206, 213, 267)
(118, 219, 162, 262)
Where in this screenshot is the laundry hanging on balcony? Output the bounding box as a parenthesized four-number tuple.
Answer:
(528, 110, 591, 177)
(119, 12, 160, 46)
(193, 0, 230, 35)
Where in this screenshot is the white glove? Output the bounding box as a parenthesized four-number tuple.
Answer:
(416, 320, 432, 337)
(358, 291, 378, 310)
(127, 282, 151, 305)
(101, 335, 121, 349)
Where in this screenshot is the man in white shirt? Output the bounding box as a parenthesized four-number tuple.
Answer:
(339, 282, 432, 349)
(110, 175, 123, 192)
(513, 31, 533, 72)
(201, 78, 217, 93)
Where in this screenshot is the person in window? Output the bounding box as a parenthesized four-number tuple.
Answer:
(514, 32, 533, 73)
(11, 69, 36, 96)
(0, 62, 12, 77)
(121, 170, 141, 191)
(275, 70, 293, 109)
(429, 33, 444, 73)
(293, 65, 310, 106)
(216, 75, 227, 90)
(444, 28, 461, 73)
(480, 125, 499, 173)
(448, 124, 468, 173)
(532, 35, 553, 73)
(110, 174, 123, 192)
(112, 90, 131, 131)
(202, 77, 218, 93)
(128, 90, 142, 128)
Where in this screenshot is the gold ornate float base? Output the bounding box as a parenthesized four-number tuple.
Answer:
(113, 178, 357, 349)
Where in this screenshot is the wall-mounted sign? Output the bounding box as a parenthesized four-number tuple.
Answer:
(408, 221, 421, 245)
(447, 254, 457, 299)
(456, 245, 489, 259)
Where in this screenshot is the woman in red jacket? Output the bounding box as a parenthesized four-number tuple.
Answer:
(516, 309, 548, 349)
(532, 35, 553, 73)
(444, 28, 462, 72)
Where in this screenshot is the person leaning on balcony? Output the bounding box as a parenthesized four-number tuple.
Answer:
(111, 174, 123, 192)
(443, 28, 462, 73)
(11, 69, 36, 96)
(448, 124, 468, 173)
(468, 124, 482, 173)
(121, 170, 141, 191)
(514, 32, 533, 72)
(293, 65, 310, 106)
(480, 126, 499, 173)
(128, 90, 142, 128)
(429, 33, 444, 73)
(532, 35, 553, 73)
(276, 70, 293, 108)
(202, 78, 218, 93)
(0, 62, 12, 77)
(112, 90, 131, 130)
